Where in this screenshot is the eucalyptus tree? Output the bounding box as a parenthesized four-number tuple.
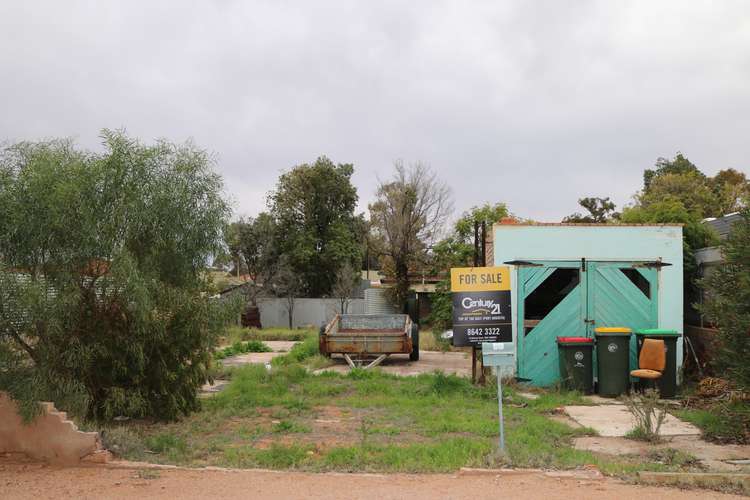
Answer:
(0, 130, 237, 421)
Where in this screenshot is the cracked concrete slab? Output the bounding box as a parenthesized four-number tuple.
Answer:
(564, 404, 701, 437)
(574, 435, 750, 472)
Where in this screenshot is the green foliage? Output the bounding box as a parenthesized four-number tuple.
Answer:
(271, 335, 319, 367)
(121, 359, 700, 475)
(223, 326, 315, 343)
(620, 196, 719, 297)
(676, 401, 749, 444)
(643, 153, 704, 190)
(429, 203, 509, 331)
(639, 153, 748, 220)
(700, 209, 750, 391)
(214, 340, 272, 360)
(269, 156, 363, 297)
(710, 168, 750, 215)
(562, 197, 619, 223)
(0, 131, 238, 421)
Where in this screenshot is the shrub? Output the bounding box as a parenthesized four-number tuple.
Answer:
(623, 389, 668, 443)
(100, 426, 146, 459)
(0, 132, 238, 421)
(700, 208, 750, 391)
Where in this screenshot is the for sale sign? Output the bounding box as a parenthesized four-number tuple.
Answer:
(450, 266, 512, 346)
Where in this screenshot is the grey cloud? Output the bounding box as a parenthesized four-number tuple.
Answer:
(1, 1, 748, 221)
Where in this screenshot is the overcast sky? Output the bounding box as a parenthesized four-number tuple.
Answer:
(1, 1, 748, 222)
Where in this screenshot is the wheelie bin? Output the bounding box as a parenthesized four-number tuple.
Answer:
(557, 337, 594, 394)
(635, 329, 681, 398)
(595, 327, 632, 397)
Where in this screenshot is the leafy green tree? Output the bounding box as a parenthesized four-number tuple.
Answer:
(643, 153, 704, 190)
(711, 168, 750, 215)
(429, 203, 509, 333)
(268, 157, 362, 297)
(700, 208, 750, 390)
(562, 197, 619, 223)
(369, 162, 453, 308)
(0, 131, 238, 422)
(637, 153, 747, 219)
(621, 198, 719, 309)
(641, 171, 719, 219)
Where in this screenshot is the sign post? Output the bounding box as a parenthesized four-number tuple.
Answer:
(482, 342, 514, 454)
(451, 265, 514, 450)
(497, 370, 504, 452)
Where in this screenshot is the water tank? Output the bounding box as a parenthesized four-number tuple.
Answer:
(364, 288, 397, 314)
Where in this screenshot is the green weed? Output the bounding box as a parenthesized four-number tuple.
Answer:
(273, 420, 311, 433)
(214, 340, 272, 360)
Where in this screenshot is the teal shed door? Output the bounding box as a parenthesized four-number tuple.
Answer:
(587, 262, 658, 376)
(518, 261, 658, 386)
(517, 262, 586, 386)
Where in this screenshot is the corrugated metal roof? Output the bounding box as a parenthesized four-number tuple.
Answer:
(703, 213, 742, 239)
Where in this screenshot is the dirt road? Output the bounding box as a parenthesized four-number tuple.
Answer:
(0, 460, 741, 500)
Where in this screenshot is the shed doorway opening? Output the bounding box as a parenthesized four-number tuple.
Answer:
(523, 268, 580, 336)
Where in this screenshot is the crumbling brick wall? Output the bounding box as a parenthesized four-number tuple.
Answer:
(0, 392, 107, 464)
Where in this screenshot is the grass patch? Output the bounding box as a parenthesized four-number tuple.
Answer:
(646, 448, 701, 468)
(323, 438, 496, 472)
(120, 354, 705, 477)
(214, 340, 272, 360)
(273, 419, 311, 433)
(675, 400, 750, 444)
(145, 432, 189, 461)
(271, 335, 319, 367)
(223, 325, 315, 343)
(223, 443, 314, 469)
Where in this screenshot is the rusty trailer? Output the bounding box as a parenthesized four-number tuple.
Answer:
(319, 314, 419, 369)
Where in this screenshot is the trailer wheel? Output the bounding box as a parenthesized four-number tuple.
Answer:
(409, 324, 420, 362)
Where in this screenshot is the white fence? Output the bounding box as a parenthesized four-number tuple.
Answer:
(257, 298, 365, 329)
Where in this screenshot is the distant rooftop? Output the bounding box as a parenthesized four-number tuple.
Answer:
(702, 212, 742, 239)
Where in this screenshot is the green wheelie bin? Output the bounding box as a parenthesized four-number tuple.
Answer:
(595, 327, 632, 397)
(635, 329, 681, 398)
(557, 337, 594, 394)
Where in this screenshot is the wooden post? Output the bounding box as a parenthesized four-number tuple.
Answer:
(478, 221, 487, 384)
(472, 346, 477, 383)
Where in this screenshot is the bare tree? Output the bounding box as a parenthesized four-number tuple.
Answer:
(235, 212, 279, 298)
(271, 256, 302, 329)
(332, 261, 360, 314)
(369, 161, 453, 308)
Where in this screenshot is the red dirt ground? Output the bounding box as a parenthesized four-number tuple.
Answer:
(0, 458, 742, 500)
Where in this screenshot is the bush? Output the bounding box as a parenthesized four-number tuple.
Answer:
(0, 132, 238, 421)
(701, 208, 750, 391)
(623, 389, 668, 443)
(100, 426, 146, 459)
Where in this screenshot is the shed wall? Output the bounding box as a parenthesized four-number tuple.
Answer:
(492, 225, 684, 375)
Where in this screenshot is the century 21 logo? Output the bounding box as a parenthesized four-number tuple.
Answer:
(461, 297, 501, 314)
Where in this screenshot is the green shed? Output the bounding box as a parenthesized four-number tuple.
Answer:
(491, 223, 683, 387)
